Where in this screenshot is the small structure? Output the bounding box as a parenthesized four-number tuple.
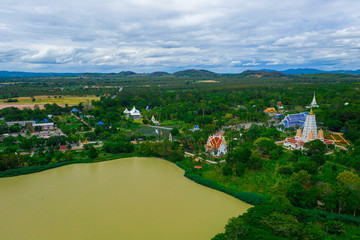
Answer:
(264, 107, 277, 113)
(5, 120, 35, 127)
(169, 133, 173, 142)
(123, 108, 130, 117)
(284, 109, 334, 150)
(59, 145, 68, 151)
(33, 122, 54, 131)
(97, 121, 104, 125)
(189, 125, 201, 132)
(277, 102, 284, 110)
(205, 131, 227, 156)
(279, 112, 309, 129)
(71, 108, 80, 113)
(151, 115, 159, 124)
(264, 107, 277, 116)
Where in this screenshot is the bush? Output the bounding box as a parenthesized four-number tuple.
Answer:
(325, 221, 345, 235)
(87, 147, 98, 159)
(278, 165, 293, 175)
(222, 164, 233, 176)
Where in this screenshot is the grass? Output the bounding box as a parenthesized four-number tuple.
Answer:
(136, 125, 172, 138)
(1, 95, 99, 106)
(201, 155, 292, 194)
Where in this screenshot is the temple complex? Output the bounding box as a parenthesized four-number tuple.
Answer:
(284, 109, 334, 150)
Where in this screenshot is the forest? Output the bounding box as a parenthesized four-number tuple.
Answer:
(0, 70, 360, 239)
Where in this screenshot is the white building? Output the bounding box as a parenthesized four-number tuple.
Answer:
(33, 122, 55, 131)
(124, 106, 141, 120)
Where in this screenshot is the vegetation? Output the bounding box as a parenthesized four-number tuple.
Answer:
(1, 70, 360, 239)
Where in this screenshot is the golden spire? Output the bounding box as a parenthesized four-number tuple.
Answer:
(308, 130, 314, 140)
(296, 128, 302, 138)
(310, 108, 314, 115)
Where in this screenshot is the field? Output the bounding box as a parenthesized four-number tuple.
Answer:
(196, 80, 220, 83)
(0, 95, 99, 109)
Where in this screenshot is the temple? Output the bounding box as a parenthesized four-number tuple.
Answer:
(279, 112, 309, 129)
(284, 109, 334, 150)
(123, 106, 141, 119)
(205, 130, 227, 156)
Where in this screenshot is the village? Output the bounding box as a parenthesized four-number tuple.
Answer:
(0, 92, 350, 166)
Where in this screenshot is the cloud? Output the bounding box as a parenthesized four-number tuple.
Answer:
(1, 0, 360, 72)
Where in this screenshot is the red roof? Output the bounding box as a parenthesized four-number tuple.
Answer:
(206, 136, 225, 150)
(277, 102, 282, 106)
(59, 145, 67, 150)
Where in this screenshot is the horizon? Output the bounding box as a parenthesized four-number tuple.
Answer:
(0, 67, 360, 75)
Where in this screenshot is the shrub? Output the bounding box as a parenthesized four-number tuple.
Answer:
(278, 165, 293, 175)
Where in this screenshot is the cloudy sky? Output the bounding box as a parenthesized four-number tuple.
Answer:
(1, 0, 360, 73)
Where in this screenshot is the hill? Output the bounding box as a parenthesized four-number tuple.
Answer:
(239, 70, 286, 77)
(173, 69, 219, 78)
(149, 71, 170, 76)
(117, 71, 137, 77)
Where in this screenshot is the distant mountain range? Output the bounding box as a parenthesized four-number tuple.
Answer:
(0, 71, 79, 78)
(1, 68, 360, 78)
(259, 68, 360, 75)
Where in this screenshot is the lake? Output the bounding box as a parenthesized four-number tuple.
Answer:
(0, 157, 251, 240)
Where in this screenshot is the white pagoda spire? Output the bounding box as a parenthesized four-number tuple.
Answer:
(301, 109, 318, 140)
(310, 92, 319, 108)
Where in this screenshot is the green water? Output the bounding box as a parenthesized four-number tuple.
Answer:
(0, 157, 251, 240)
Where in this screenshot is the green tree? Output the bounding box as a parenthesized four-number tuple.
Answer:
(336, 170, 360, 190)
(292, 170, 311, 186)
(226, 145, 251, 166)
(347, 190, 360, 216)
(224, 217, 249, 240)
(304, 139, 327, 156)
(222, 164, 233, 176)
(234, 162, 245, 177)
(87, 146, 98, 159)
(324, 192, 337, 212)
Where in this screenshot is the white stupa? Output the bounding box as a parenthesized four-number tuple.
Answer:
(301, 109, 318, 140)
(310, 92, 319, 108)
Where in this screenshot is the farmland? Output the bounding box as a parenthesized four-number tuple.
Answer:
(0, 95, 99, 109)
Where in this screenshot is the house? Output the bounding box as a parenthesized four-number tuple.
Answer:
(5, 121, 35, 127)
(33, 122, 55, 131)
(59, 145, 68, 151)
(71, 108, 80, 113)
(277, 102, 284, 110)
(264, 107, 277, 116)
(189, 125, 201, 132)
(264, 107, 277, 113)
(124, 106, 141, 120)
(205, 131, 227, 156)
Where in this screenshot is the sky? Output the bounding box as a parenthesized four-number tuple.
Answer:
(1, 0, 360, 73)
